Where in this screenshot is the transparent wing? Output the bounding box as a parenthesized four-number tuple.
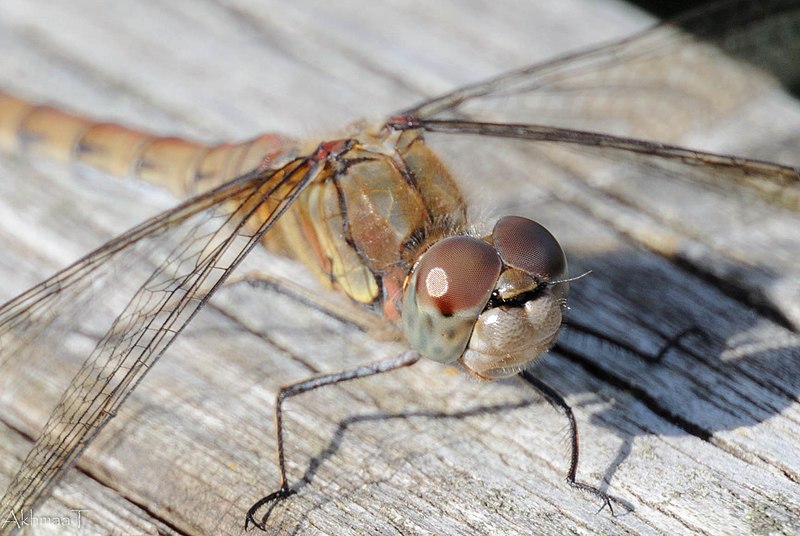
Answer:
(0, 155, 320, 522)
(402, 0, 800, 144)
(391, 118, 800, 212)
(390, 117, 800, 330)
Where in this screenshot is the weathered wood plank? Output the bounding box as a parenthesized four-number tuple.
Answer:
(0, 1, 799, 535)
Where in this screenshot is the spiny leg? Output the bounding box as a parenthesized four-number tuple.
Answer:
(226, 270, 398, 339)
(245, 350, 420, 531)
(518, 370, 615, 513)
(539, 320, 710, 510)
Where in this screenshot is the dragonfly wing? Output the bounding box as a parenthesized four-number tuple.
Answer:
(403, 0, 800, 144)
(0, 156, 320, 523)
(396, 118, 800, 212)
(393, 118, 800, 330)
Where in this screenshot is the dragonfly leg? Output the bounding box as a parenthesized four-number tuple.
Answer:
(563, 318, 710, 364)
(226, 270, 399, 339)
(245, 350, 420, 531)
(518, 370, 619, 514)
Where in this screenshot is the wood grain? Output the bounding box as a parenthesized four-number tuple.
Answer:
(0, 1, 799, 534)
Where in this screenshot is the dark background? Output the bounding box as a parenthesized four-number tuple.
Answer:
(629, 0, 800, 96)
(629, 0, 715, 18)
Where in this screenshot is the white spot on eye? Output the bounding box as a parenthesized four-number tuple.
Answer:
(483, 312, 501, 326)
(425, 267, 449, 298)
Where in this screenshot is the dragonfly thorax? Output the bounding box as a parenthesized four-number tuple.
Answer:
(401, 216, 568, 379)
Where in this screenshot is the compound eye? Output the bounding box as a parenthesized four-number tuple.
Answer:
(492, 216, 566, 281)
(415, 236, 502, 316)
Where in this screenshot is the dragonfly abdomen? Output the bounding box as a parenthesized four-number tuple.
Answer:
(0, 92, 470, 317)
(0, 92, 296, 197)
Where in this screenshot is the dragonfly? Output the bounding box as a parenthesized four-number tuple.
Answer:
(1, 0, 800, 534)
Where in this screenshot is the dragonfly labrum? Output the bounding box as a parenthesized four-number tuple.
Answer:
(1, 0, 799, 534)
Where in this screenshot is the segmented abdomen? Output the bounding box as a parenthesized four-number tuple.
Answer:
(0, 92, 468, 314)
(0, 92, 296, 197)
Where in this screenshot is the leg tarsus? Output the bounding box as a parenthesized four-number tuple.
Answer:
(520, 370, 622, 514)
(245, 350, 420, 530)
(566, 478, 616, 515)
(245, 486, 297, 531)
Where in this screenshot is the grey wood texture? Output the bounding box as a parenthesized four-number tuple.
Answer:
(0, 1, 799, 535)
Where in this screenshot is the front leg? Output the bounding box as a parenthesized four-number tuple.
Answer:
(519, 370, 618, 513)
(246, 350, 420, 531)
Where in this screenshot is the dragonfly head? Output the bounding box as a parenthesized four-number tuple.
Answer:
(401, 216, 568, 379)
